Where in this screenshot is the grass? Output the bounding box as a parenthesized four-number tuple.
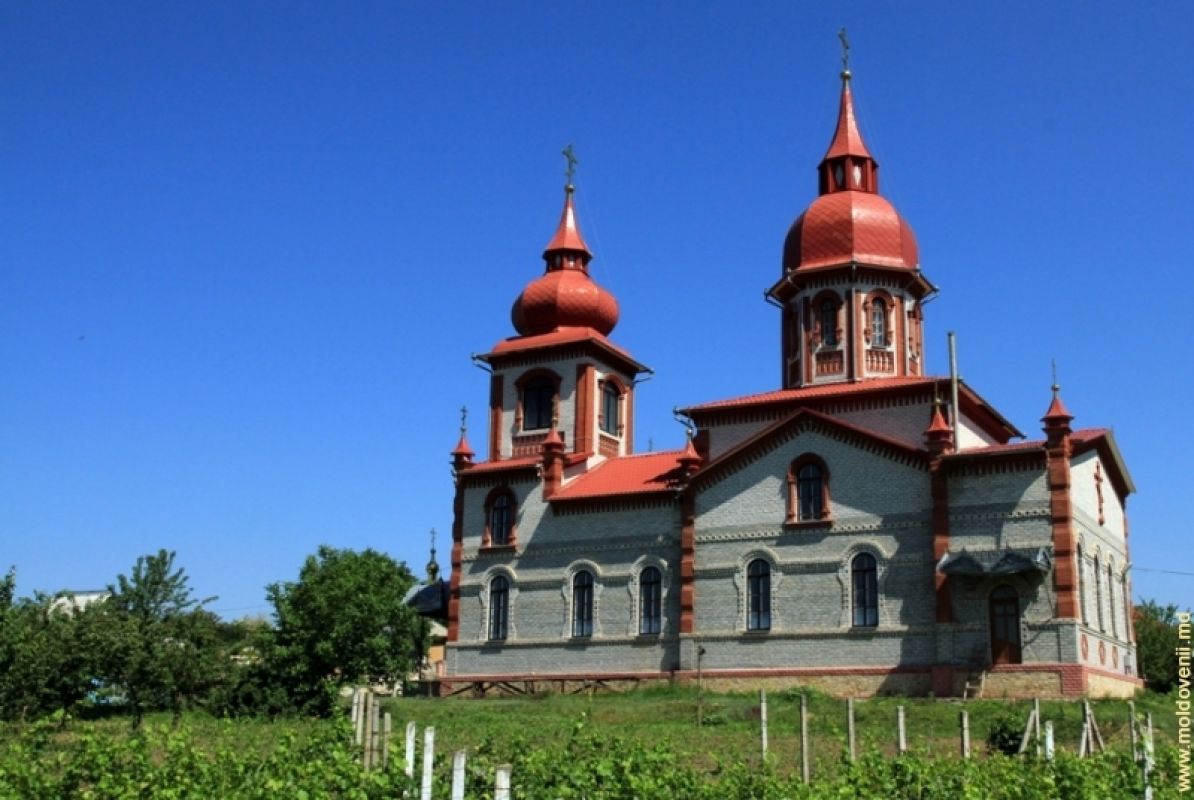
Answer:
(382, 685, 1179, 778)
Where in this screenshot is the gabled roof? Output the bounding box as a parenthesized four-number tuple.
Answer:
(691, 407, 927, 488)
(681, 376, 1022, 443)
(551, 450, 686, 502)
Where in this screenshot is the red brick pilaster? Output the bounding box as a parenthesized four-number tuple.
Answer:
(447, 479, 466, 642)
(931, 465, 953, 623)
(488, 374, 503, 461)
(574, 364, 594, 457)
(1044, 405, 1077, 619)
(679, 488, 696, 633)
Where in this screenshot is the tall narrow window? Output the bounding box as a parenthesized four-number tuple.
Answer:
(1122, 575, 1132, 641)
(852, 553, 878, 627)
(1094, 554, 1105, 632)
(488, 492, 512, 546)
(523, 378, 555, 430)
(797, 463, 824, 520)
(488, 576, 509, 641)
(871, 299, 888, 347)
(572, 571, 594, 637)
(600, 382, 620, 436)
(819, 300, 839, 346)
(1076, 548, 1087, 626)
(639, 567, 661, 635)
(747, 559, 771, 631)
(1108, 563, 1118, 639)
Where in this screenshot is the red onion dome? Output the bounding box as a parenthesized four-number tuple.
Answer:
(783, 191, 919, 272)
(511, 185, 620, 336)
(511, 269, 619, 336)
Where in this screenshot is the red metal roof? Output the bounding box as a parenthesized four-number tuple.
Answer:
(512, 268, 619, 337)
(478, 327, 648, 374)
(683, 376, 934, 412)
(822, 80, 873, 163)
(552, 450, 686, 501)
(783, 190, 918, 272)
(542, 187, 592, 257)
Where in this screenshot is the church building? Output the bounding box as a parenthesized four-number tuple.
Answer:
(441, 65, 1141, 698)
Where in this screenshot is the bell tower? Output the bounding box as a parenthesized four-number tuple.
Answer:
(768, 62, 935, 388)
(473, 149, 649, 465)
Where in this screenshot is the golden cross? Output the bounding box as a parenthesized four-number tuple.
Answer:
(838, 28, 850, 74)
(562, 144, 578, 185)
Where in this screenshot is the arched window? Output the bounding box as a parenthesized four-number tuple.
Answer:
(484, 489, 516, 547)
(600, 382, 621, 436)
(572, 571, 594, 638)
(1122, 574, 1132, 642)
(1108, 562, 1118, 639)
(488, 576, 509, 641)
(1094, 554, 1105, 632)
(797, 463, 824, 520)
(1076, 547, 1087, 626)
(746, 559, 771, 631)
(819, 299, 839, 347)
(871, 299, 888, 347)
(851, 553, 878, 627)
(523, 377, 556, 430)
(639, 567, 661, 635)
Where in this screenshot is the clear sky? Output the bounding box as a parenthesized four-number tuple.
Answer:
(3, 3, 1191, 618)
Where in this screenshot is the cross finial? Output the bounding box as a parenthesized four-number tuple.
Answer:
(838, 27, 851, 79)
(1051, 359, 1059, 394)
(459, 405, 468, 437)
(562, 144, 578, 189)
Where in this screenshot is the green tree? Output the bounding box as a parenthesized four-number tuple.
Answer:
(1134, 598, 1185, 692)
(0, 576, 105, 722)
(103, 549, 215, 728)
(267, 546, 424, 713)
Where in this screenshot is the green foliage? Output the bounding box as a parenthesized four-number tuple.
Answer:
(984, 707, 1026, 755)
(102, 549, 218, 727)
(266, 545, 424, 712)
(0, 576, 107, 722)
(1134, 599, 1186, 692)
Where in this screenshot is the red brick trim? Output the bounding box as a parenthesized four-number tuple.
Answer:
(574, 364, 594, 457)
(488, 374, 503, 462)
(930, 459, 952, 622)
(447, 479, 466, 642)
(1046, 436, 1078, 619)
(679, 488, 696, 634)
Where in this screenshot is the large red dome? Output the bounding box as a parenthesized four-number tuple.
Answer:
(783, 190, 918, 273)
(511, 269, 619, 336)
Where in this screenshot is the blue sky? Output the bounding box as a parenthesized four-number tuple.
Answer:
(3, 3, 1191, 617)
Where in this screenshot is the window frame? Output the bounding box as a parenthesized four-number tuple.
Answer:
(870, 298, 888, 347)
(851, 553, 879, 628)
(746, 558, 771, 632)
(487, 575, 509, 642)
(638, 566, 662, 635)
(514, 369, 561, 433)
(599, 380, 622, 437)
(572, 570, 594, 638)
(786, 454, 831, 526)
(818, 298, 840, 347)
(483, 487, 517, 548)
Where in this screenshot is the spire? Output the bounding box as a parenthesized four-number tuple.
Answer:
(542, 145, 592, 267)
(451, 405, 474, 470)
(924, 395, 954, 455)
(1042, 381, 1074, 439)
(678, 429, 703, 477)
(818, 32, 878, 196)
(426, 528, 440, 582)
